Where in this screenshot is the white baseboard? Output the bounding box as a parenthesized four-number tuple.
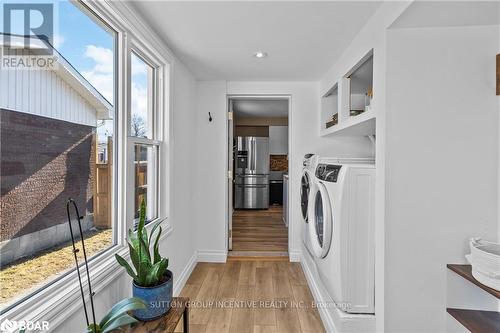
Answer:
(289, 250, 302, 262)
(197, 249, 227, 263)
(300, 253, 337, 332)
(300, 252, 376, 333)
(173, 251, 197, 296)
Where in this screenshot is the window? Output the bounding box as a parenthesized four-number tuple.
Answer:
(129, 51, 161, 225)
(0, 1, 117, 311)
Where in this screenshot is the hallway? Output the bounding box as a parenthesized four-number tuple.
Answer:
(177, 258, 325, 333)
(232, 207, 288, 254)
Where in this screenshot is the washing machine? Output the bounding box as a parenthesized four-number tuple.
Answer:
(307, 157, 375, 314)
(300, 154, 318, 258)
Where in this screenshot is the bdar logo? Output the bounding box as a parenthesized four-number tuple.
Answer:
(0, 319, 17, 333)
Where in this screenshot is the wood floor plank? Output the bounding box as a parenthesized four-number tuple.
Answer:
(232, 206, 288, 252)
(291, 285, 325, 333)
(288, 262, 307, 286)
(181, 261, 324, 333)
(229, 284, 255, 333)
(217, 261, 241, 300)
(186, 262, 216, 286)
(190, 265, 225, 325)
(179, 283, 202, 299)
(274, 298, 302, 333)
(254, 267, 276, 326)
(238, 260, 256, 286)
(272, 262, 293, 298)
(253, 325, 277, 333)
(205, 305, 233, 333)
(190, 324, 207, 333)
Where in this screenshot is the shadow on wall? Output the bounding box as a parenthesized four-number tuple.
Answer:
(0, 109, 95, 263)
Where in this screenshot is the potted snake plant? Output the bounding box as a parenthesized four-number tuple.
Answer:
(87, 297, 146, 332)
(115, 200, 172, 321)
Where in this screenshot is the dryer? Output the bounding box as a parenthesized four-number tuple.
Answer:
(300, 154, 318, 258)
(308, 157, 375, 314)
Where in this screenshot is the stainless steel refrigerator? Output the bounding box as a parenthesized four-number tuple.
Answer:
(234, 136, 269, 209)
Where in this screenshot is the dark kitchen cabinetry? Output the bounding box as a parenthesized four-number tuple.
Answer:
(269, 180, 283, 205)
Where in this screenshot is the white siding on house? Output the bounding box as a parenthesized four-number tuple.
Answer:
(0, 48, 98, 127)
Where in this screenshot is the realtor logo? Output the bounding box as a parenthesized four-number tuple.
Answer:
(1, 2, 58, 69)
(2, 3, 54, 55)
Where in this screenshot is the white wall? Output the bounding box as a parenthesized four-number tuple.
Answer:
(384, 24, 499, 332)
(191, 80, 373, 263)
(192, 81, 228, 261)
(52, 59, 198, 333)
(319, 3, 411, 331)
(228, 81, 374, 258)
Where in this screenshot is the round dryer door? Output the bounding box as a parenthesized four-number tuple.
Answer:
(308, 182, 333, 258)
(300, 171, 311, 221)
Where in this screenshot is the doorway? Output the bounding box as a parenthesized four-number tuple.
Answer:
(227, 96, 290, 256)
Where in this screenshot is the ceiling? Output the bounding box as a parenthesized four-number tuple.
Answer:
(231, 99, 288, 118)
(129, 1, 382, 80)
(391, 1, 500, 29)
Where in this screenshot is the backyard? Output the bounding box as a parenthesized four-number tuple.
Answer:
(0, 228, 112, 307)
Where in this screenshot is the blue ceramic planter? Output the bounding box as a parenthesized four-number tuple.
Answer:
(132, 270, 173, 321)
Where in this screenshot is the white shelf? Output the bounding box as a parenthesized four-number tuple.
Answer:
(320, 109, 375, 136)
(320, 49, 375, 137)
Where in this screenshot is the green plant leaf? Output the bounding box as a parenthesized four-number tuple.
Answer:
(115, 254, 138, 281)
(100, 297, 146, 331)
(137, 199, 146, 236)
(155, 258, 169, 282)
(139, 232, 151, 262)
(87, 323, 100, 333)
(100, 314, 138, 333)
(153, 226, 162, 264)
(144, 258, 166, 286)
(148, 219, 162, 244)
(127, 241, 140, 272)
(137, 254, 152, 285)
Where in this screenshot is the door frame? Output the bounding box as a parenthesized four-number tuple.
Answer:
(225, 94, 292, 255)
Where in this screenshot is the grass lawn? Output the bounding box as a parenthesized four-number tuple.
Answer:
(0, 228, 113, 307)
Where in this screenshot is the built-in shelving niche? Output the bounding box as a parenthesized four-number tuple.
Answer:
(320, 50, 375, 136)
(321, 84, 338, 129)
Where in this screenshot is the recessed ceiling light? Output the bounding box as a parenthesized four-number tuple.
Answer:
(253, 51, 268, 59)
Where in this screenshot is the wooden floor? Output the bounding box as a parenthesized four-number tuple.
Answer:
(232, 206, 288, 253)
(176, 258, 325, 333)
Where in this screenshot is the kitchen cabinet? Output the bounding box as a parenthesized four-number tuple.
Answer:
(269, 126, 288, 154)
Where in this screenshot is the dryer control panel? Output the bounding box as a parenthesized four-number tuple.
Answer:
(316, 164, 342, 182)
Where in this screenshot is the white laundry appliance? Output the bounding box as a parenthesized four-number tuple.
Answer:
(300, 154, 318, 258)
(308, 157, 375, 314)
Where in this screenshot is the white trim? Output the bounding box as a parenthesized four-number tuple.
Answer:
(299, 254, 336, 333)
(0, 246, 127, 327)
(224, 94, 293, 256)
(0, 0, 176, 326)
(197, 250, 228, 263)
(289, 250, 302, 262)
(173, 252, 198, 297)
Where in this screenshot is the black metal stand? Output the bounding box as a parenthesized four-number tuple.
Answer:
(66, 198, 96, 329)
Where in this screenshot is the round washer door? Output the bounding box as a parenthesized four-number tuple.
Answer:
(308, 182, 333, 258)
(300, 171, 311, 222)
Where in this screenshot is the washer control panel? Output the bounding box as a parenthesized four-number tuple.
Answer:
(316, 164, 342, 182)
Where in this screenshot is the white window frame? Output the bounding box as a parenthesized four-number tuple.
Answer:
(0, 0, 173, 329)
(126, 43, 166, 232)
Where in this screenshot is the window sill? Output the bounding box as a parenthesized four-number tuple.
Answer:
(0, 223, 173, 331)
(0, 245, 126, 328)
